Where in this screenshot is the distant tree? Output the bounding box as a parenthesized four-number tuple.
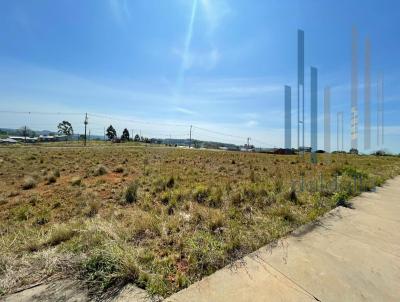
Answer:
(133, 134, 140, 142)
(106, 125, 117, 140)
(57, 121, 74, 140)
(17, 126, 36, 138)
(349, 148, 359, 155)
(121, 128, 130, 141)
(374, 150, 386, 156)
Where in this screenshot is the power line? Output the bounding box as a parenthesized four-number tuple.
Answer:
(0, 110, 82, 116)
(88, 113, 188, 128)
(0, 110, 275, 147)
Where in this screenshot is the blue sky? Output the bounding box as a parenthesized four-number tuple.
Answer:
(0, 0, 399, 152)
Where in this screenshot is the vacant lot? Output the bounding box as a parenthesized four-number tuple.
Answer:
(1, 145, 399, 298)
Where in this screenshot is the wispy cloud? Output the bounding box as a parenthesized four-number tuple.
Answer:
(174, 107, 197, 115)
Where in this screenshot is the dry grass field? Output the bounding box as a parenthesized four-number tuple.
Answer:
(1, 144, 399, 298)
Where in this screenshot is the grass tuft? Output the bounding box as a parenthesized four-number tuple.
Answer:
(124, 181, 139, 204)
(70, 176, 82, 186)
(22, 176, 37, 190)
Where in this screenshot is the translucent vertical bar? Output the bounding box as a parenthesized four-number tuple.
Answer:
(337, 112, 340, 151)
(337, 112, 344, 151)
(297, 30, 304, 155)
(284, 85, 291, 150)
(351, 27, 358, 150)
(341, 112, 344, 151)
(298, 30, 304, 86)
(377, 73, 384, 146)
(382, 73, 384, 145)
(324, 87, 331, 153)
(364, 38, 371, 149)
(377, 76, 380, 146)
(311, 67, 318, 163)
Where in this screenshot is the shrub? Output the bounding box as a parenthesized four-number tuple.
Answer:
(166, 176, 175, 188)
(53, 169, 61, 178)
(93, 165, 108, 176)
(46, 225, 76, 247)
(185, 231, 226, 275)
(124, 181, 139, 204)
(22, 176, 37, 190)
(269, 204, 297, 223)
(153, 177, 166, 193)
(129, 211, 160, 242)
(35, 208, 50, 225)
(0, 196, 6, 206)
(46, 172, 57, 184)
(71, 176, 82, 186)
(85, 200, 100, 217)
(82, 246, 140, 291)
(284, 188, 298, 204)
(14, 205, 31, 221)
(207, 187, 223, 208)
(113, 165, 124, 173)
(193, 185, 209, 203)
(82, 251, 119, 290)
(167, 199, 177, 215)
(332, 192, 352, 208)
(341, 166, 368, 179)
(160, 191, 170, 205)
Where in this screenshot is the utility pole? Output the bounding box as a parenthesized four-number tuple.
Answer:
(24, 125, 27, 143)
(103, 127, 106, 141)
(84, 113, 88, 146)
(88, 130, 91, 142)
(189, 125, 192, 148)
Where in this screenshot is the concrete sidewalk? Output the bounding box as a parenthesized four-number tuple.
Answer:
(166, 177, 400, 302)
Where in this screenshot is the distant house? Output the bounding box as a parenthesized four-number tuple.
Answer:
(273, 148, 288, 155)
(299, 147, 312, 153)
(38, 135, 67, 142)
(9, 136, 37, 143)
(240, 147, 254, 152)
(0, 138, 18, 144)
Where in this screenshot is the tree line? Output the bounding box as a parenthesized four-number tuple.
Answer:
(106, 125, 150, 142)
(10, 121, 150, 143)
